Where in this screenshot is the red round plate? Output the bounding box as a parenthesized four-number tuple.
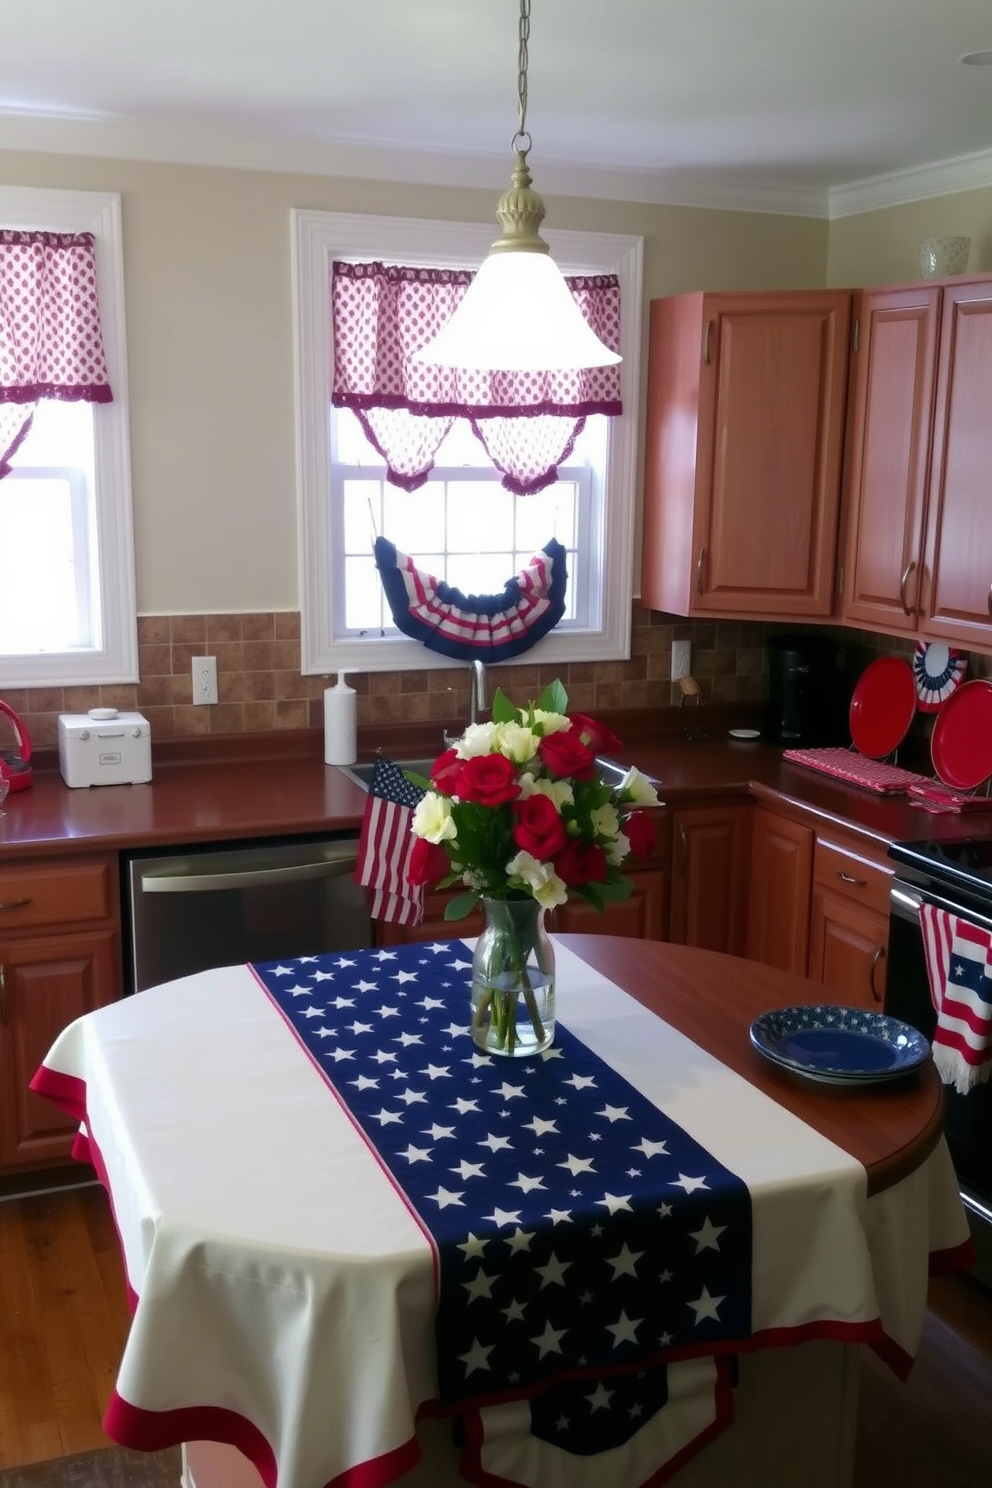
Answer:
(930, 679, 992, 790)
(848, 657, 916, 759)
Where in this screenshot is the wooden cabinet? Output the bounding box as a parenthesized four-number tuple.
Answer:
(667, 803, 751, 955)
(808, 835, 891, 1010)
(553, 866, 667, 941)
(0, 855, 122, 1170)
(842, 276, 992, 648)
(641, 290, 851, 620)
(745, 808, 813, 976)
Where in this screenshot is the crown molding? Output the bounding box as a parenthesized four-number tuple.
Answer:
(829, 143, 992, 219)
(0, 111, 832, 217)
(5, 109, 990, 222)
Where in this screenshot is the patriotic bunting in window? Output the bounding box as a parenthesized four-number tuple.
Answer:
(374, 535, 568, 663)
(331, 260, 622, 494)
(0, 230, 113, 478)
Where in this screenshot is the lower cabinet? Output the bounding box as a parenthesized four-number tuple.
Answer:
(667, 803, 752, 955)
(0, 855, 122, 1171)
(745, 808, 813, 975)
(552, 866, 667, 940)
(745, 807, 892, 1009)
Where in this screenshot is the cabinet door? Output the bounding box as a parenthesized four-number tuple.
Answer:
(668, 804, 751, 955)
(841, 286, 940, 631)
(922, 280, 992, 648)
(642, 292, 850, 620)
(809, 889, 888, 1011)
(745, 809, 813, 975)
(553, 868, 667, 941)
(0, 930, 121, 1168)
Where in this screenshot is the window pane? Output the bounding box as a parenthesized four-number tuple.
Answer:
(517, 484, 576, 550)
(343, 554, 385, 630)
(452, 552, 516, 596)
(447, 482, 513, 551)
(382, 484, 445, 552)
(342, 479, 384, 553)
(0, 475, 81, 651)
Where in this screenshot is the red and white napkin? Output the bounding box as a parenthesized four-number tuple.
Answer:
(919, 904, 992, 1094)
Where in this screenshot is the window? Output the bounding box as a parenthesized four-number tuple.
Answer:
(292, 210, 642, 675)
(0, 188, 136, 688)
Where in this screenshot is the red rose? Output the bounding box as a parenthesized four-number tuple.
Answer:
(430, 749, 464, 795)
(624, 809, 657, 859)
(554, 839, 608, 887)
(538, 729, 597, 780)
(406, 836, 450, 887)
(567, 712, 623, 757)
(513, 794, 569, 860)
(458, 752, 521, 806)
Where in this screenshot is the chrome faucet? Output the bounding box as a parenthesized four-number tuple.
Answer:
(444, 659, 488, 747)
(469, 658, 487, 727)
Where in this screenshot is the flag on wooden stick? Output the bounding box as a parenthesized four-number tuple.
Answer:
(355, 757, 426, 927)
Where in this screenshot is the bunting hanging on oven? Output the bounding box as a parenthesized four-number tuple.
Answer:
(373, 534, 567, 662)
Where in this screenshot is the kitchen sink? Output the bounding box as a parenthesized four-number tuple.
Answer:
(340, 755, 658, 793)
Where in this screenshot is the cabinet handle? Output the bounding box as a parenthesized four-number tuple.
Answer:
(987, 581, 992, 619)
(869, 945, 885, 1004)
(702, 321, 712, 365)
(899, 560, 917, 617)
(678, 823, 688, 876)
(0, 964, 5, 1025)
(696, 548, 707, 594)
(0, 897, 31, 912)
(837, 871, 867, 887)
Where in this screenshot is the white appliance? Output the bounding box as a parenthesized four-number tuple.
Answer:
(58, 707, 152, 788)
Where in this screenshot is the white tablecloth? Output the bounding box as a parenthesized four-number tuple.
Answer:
(34, 942, 971, 1488)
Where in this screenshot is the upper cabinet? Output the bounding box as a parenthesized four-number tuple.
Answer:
(641, 290, 852, 620)
(841, 276, 992, 649)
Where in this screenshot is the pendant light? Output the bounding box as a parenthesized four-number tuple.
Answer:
(413, 0, 621, 372)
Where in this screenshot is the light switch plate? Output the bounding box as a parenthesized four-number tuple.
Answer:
(671, 639, 692, 681)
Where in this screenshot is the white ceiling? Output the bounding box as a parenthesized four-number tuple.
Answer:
(4, 0, 992, 216)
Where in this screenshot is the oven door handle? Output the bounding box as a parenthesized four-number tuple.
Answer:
(140, 844, 359, 893)
(891, 882, 992, 933)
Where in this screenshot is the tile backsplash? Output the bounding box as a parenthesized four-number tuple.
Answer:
(3, 604, 989, 750)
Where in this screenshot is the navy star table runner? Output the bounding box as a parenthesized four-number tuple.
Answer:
(250, 942, 751, 1454)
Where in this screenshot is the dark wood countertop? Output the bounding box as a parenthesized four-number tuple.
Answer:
(2, 718, 991, 862)
(561, 935, 945, 1197)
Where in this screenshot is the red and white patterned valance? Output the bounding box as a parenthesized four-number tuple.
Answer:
(1, 230, 113, 477)
(331, 260, 622, 495)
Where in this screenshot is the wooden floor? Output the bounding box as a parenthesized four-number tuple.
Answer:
(1, 1183, 992, 1481)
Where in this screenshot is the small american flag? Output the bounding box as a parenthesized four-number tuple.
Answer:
(920, 903, 992, 1095)
(355, 756, 427, 926)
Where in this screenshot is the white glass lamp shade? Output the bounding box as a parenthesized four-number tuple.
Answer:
(412, 250, 621, 371)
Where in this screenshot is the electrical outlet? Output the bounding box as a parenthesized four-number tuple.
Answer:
(671, 639, 692, 681)
(192, 655, 218, 705)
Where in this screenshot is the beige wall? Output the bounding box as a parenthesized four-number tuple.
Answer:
(827, 183, 992, 287)
(0, 148, 828, 617)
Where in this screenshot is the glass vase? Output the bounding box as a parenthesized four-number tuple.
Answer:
(471, 897, 556, 1057)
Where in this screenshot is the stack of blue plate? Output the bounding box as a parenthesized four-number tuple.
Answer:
(749, 1005, 930, 1087)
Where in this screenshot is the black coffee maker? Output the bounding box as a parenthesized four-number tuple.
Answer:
(764, 635, 845, 747)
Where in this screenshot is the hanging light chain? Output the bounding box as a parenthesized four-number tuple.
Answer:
(512, 0, 532, 158)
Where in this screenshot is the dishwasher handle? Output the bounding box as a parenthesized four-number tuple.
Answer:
(140, 842, 359, 894)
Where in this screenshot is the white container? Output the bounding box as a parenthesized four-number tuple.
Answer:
(59, 709, 152, 788)
(323, 673, 357, 766)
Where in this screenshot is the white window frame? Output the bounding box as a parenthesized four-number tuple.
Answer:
(292, 210, 643, 676)
(0, 186, 137, 688)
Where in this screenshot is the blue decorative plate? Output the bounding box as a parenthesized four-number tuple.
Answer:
(749, 1005, 930, 1086)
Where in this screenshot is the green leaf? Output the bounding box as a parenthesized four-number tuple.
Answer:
(403, 770, 432, 790)
(537, 678, 569, 715)
(596, 877, 635, 903)
(444, 891, 481, 921)
(491, 687, 517, 724)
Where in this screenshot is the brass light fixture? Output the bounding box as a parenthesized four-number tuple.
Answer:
(413, 0, 621, 372)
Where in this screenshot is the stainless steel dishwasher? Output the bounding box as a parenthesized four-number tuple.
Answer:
(124, 834, 371, 992)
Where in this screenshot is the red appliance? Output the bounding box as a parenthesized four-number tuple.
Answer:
(0, 698, 33, 791)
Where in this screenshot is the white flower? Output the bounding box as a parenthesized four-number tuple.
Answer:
(590, 802, 621, 838)
(494, 720, 540, 764)
(506, 850, 569, 910)
(457, 722, 499, 757)
(531, 709, 571, 736)
(605, 831, 630, 866)
(619, 767, 661, 806)
(411, 791, 458, 844)
(518, 772, 574, 810)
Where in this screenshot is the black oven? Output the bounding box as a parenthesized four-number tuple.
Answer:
(887, 836, 992, 1290)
